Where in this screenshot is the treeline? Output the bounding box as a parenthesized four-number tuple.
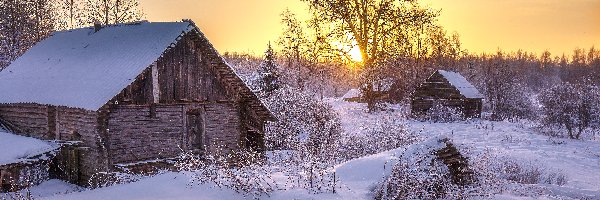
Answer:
(225, 5, 600, 138)
(0, 0, 143, 69)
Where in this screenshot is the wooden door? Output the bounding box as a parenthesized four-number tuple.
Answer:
(187, 111, 204, 150)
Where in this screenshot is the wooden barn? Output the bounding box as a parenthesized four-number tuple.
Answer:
(411, 70, 483, 118)
(0, 20, 274, 186)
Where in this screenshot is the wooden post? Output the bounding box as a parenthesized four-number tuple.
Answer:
(151, 62, 160, 103)
(333, 171, 336, 194)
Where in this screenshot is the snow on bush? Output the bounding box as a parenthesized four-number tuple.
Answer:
(87, 171, 146, 189)
(374, 136, 570, 199)
(264, 87, 342, 153)
(467, 149, 569, 198)
(479, 154, 567, 186)
(1, 189, 35, 200)
(175, 148, 276, 198)
(338, 116, 418, 161)
(262, 86, 342, 192)
(539, 82, 600, 140)
(374, 137, 466, 200)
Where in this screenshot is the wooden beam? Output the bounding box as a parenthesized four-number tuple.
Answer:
(151, 63, 160, 104)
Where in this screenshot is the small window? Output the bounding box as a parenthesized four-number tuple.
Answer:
(73, 130, 81, 140)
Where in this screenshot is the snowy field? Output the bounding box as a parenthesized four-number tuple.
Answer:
(3, 99, 600, 199)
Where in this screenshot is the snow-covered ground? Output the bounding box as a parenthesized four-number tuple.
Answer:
(409, 120, 600, 199)
(5, 99, 600, 199)
(33, 150, 402, 200)
(0, 130, 58, 165)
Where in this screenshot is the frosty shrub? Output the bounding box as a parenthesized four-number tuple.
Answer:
(0, 189, 35, 200)
(175, 148, 275, 198)
(473, 150, 567, 187)
(88, 171, 144, 189)
(539, 82, 600, 139)
(488, 158, 567, 186)
(263, 86, 342, 161)
(338, 116, 418, 161)
(262, 87, 342, 192)
(375, 137, 469, 200)
(424, 102, 464, 123)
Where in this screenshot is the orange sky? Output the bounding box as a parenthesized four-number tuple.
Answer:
(140, 0, 599, 57)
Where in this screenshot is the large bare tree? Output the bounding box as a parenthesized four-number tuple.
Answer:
(301, 0, 438, 111)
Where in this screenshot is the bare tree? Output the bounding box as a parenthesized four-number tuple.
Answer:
(0, 0, 55, 70)
(278, 9, 308, 90)
(301, 0, 438, 111)
(53, 0, 85, 30)
(83, 0, 143, 25)
(540, 82, 599, 139)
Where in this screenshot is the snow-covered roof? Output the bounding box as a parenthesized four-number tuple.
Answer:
(342, 89, 361, 99)
(0, 21, 194, 110)
(0, 130, 58, 165)
(437, 70, 484, 99)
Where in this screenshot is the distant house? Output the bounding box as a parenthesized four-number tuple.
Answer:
(342, 89, 361, 102)
(411, 70, 483, 118)
(343, 79, 395, 103)
(0, 20, 274, 186)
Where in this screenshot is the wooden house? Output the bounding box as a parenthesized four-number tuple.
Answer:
(411, 70, 483, 118)
(0, 20, 274, 186)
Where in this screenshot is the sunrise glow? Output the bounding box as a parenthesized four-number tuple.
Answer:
(139, 0, 600, 57)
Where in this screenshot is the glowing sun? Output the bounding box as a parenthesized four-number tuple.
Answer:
(348, 45, 363, 62)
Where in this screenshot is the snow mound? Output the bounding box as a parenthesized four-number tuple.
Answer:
(0, 131, 57, 165)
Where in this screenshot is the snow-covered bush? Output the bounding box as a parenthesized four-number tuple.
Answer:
(263, 87, 342, 192)
(375, 137, 471, 200)
(472, 149, 567, 188)
(486, 157, 567, 186)
(0, 189, 35, 200)
(264, 87, 342, 160)
(175, 148, 275, 198)
(338, 116, 418, 161)
(88, 171, 145, 189)
(424, 102, 464, 123)
(540, 82, 600, 139)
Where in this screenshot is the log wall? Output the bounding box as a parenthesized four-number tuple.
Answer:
(0, 104, 105, 185)
(106, 105, 185, 164)
(54, 107, 105, 184)
(107, 32, 263, 159)
(117, 33, 231, 105)
(0, 104, 49, 139)
(201, 103, 243, 154)
(412, 72, 482, 118)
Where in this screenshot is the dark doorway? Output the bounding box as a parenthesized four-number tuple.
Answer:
(245, 130, 264, 152)
(187, 110, 204, 150)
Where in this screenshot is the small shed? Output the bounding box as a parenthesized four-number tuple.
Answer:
(342, 89, 361, 102)
(411, 70, 483, 118)
(0, 20, 275, 186)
